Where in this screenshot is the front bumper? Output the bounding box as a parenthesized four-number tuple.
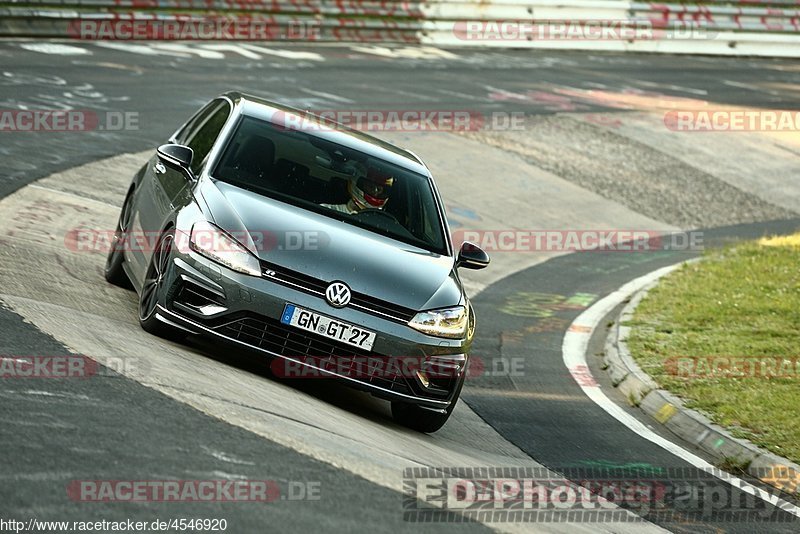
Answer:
(156, 248, 468, 411)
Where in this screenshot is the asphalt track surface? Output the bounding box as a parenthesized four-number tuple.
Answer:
(1, 41, 800, 533)
(469, 220, 800, 533)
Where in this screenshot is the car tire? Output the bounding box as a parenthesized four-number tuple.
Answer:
(391, 375, 464, 433)
(104, 189, 134, 288)
(138, 228, 185, 342)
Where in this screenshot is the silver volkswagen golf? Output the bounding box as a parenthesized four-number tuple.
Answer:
(105, 92, 490, 432)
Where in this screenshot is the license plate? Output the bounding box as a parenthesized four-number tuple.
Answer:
(280, 304, 376, 351)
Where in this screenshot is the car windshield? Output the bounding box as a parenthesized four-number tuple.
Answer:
(212, 115, 448, 255)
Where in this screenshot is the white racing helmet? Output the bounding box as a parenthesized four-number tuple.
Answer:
(348, 166, 395, 210)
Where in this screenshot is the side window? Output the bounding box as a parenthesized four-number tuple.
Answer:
(173, 101, 218, 144)
(412, 184, 438, 244)
(184, 102, 231, 175)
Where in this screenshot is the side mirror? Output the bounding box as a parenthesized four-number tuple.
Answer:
(456, 241, 490, 270)
(157, 144, 194, 179)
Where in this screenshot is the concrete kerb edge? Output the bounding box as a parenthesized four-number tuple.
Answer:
(602, 259, 800, 497)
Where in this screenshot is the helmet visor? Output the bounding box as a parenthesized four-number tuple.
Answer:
(357, 176, 392, 200)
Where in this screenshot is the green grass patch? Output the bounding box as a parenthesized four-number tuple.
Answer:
(626, 237, 800, 465)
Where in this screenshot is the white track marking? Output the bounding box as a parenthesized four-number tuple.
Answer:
(723, 80, 758, 90)
(94, 42, 189, 57)
(433, 88, 486, 101)
(634, 80, 708, 96)
(723, 80, 766, 92)
(298, 88, 354, 103)
(203, 448, 256, 466)
(197, 43, 262, 60)
(562, 264, 800, 519)
(23, 390, 93, 401)
(239, 44, 325, 61)
(20, 43, 91, 56)
(350, 45, 457, 59)
(150, 43, 225, 59)
(484, 85, 529, 101)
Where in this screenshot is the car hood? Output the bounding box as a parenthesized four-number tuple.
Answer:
(198, 179, 461, 311)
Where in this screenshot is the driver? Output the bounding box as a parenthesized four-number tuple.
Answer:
(322, 166, 394, 215)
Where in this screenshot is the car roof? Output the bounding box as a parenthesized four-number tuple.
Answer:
(220, 92, 431, 177)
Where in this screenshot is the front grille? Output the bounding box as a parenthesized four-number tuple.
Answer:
(214, 313, 413, 395)
(260, 261, 417, 322)
(261, 261, 327, 293)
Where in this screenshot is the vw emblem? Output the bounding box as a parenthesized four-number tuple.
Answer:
(325, 281, 351, 308)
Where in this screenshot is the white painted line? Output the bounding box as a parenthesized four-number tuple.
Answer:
(433, 88, 486, 102)
(23, 390, 92, 401)
(203, 470, 249, 481)
(721, 80, 784, 97)
(20, 43, 91, 56)
(351, 46, 458, 60)
(239, 44, 325, 61)
(94, 42, 189, 58)
(198, 44, 262, 60)
(350, 45, 396, 58)
(722, 80, 761, 91)
(562, 263, 800, 519)
(634, 80, 708, 96)
(150, 44, 225, 59)
(484, 85, 529, 101)
(202, 447, 256, 466)
(298, 88, 355, 104)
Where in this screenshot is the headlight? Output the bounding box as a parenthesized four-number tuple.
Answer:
(189, 220, 261, 276)
(408, 305, 468, 339)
